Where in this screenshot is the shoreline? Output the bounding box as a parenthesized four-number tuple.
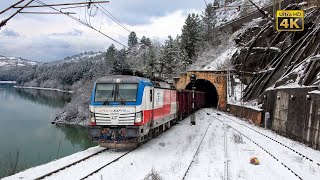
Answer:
(13, 86, 75, 94)
(0, 81, 16, 84)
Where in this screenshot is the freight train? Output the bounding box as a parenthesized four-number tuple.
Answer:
(88, 75, 205, 148)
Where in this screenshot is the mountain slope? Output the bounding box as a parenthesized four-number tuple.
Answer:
(0, 55, 38, 68)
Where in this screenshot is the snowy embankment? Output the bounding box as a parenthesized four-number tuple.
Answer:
(13, 86, 75, 93)
(6, 109, 320, 180)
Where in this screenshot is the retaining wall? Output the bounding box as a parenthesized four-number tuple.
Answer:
(226, 103, 263, 126)
(260, 87, 320, 150)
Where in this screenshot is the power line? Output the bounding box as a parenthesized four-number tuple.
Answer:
(0, 0, 25, 14)
(14, 1, 109, 8)
(0, 0, 34, 28)
(96, 4, 132, 33)
(34, 0, 127, 48)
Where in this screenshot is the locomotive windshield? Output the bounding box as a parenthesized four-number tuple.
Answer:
(94, 84, 116, 102)
(94, 83, 138, 102)
(117, 84, 138, 102)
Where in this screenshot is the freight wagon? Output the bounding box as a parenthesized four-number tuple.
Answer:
(88, 75, 205, 148)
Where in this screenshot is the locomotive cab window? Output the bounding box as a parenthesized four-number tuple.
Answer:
(95, 84, 116, 102)
(117, 84, 138, 102)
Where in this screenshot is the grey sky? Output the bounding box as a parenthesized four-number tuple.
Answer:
(0, 0, 205, 62)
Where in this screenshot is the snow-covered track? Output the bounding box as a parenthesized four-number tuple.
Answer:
(212, 115, 303, 180)
(81, 148, 137, 179)
(219, 113, 320, 167)
(182, 122, 212, 180)
(35, 148, 108, 179)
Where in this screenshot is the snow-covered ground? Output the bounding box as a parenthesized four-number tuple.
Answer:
(5, 109, 320, 180)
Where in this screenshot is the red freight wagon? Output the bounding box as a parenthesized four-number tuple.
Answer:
(177, 90, 205, 120)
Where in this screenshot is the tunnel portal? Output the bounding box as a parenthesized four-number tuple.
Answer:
(186, 79, 218, 108)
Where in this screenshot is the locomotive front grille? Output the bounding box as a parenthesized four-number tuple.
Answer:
(95, 112, 135, 125)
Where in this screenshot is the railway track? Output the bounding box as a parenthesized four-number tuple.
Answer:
(182, 122, 212, 180)
(37, 147, 139, 179)
(39, 123, 175, 179)
(212, 111, 320, 180)
(212, 115, 303, 179)
(218, 112, 320, 167)
(35, 148, 108, 179)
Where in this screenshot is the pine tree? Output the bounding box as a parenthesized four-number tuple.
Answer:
(201, 3, 218, 47)
(140, 36, 152, 48)
(181, 13, 201, 64)
(106, 44, 119, 74)
(128, 31, 138, 49)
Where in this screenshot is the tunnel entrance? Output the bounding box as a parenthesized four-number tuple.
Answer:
(186, 79, 218, 108)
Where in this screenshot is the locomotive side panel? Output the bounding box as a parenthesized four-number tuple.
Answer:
(151, 88, 177, 128)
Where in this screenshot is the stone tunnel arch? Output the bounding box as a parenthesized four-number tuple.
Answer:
(185, 79, 218, 108)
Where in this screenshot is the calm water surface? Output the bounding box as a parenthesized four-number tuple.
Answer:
(0, 84, 96, 178)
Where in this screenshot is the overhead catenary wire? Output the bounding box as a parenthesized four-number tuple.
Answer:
(14, 1, 109, 8)
(34, 0, 127, 48)
(0, 0, 34, 28)
(0, 0, 26, 14)
(96, 4, 132, 33)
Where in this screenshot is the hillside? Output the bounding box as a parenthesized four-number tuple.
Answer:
(47, 51, 105, 66)
(0, 55, 38, 68)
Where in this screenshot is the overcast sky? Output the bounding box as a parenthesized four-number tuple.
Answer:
(0, 0, 205, 62)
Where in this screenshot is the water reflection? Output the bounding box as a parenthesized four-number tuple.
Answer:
(0, 84, 96, 178)
(56, 125, 97, 149)
(14, 88, 72, 108)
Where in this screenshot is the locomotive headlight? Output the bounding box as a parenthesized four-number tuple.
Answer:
(90, 112, 96, 123)
(135, 112, 143, 123)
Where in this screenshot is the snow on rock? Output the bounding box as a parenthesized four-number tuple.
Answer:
(215, 0, 271, 27)
(202, 47, 238, 71)
(274, 57, 311, 88)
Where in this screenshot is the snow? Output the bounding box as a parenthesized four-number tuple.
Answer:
(5, 109, 320, 180)
(13, 86, 75, 94)
(0, 55, 38, 67)
(0, 81, 16, 84)
(215, 0, 271, 27)
(202, 47, 237, 71)
(0, 62, 9, 66)
(226, 77, 262, 111)
(309, 90, 320, 95)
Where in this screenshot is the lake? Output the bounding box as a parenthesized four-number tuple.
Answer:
(0, 84, 97, 178)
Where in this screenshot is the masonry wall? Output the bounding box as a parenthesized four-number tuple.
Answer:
(226, 104, 263, 126)
(174, 71, 227, 111)
(261, 87, 320, 150)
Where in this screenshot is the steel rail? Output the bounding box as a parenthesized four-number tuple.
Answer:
(182, 122, 212, 180)
(213, 115, 303, 180)
(219, 113, 320, 167)
(35, 148, 108, 179)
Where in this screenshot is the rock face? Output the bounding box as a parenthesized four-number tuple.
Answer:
(231, 3, 320, 101)
(230, 2, 320, 150)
